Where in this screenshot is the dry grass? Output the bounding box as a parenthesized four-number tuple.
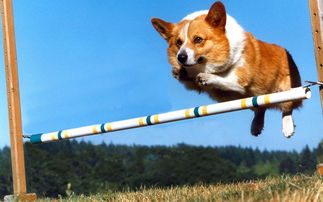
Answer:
(39, 175, 322, 202)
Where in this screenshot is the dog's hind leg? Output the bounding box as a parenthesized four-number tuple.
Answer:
(251, 108, 266, 136)
(278, 101, 297, 138)
(282, 111, 294, 138)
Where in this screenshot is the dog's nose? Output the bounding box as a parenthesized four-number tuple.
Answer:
(177, 52, 188, 64)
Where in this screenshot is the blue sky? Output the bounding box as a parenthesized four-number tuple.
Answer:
(0, 0, 322, 151)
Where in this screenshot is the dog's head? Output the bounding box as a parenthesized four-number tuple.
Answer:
(151, 1, 231, 80)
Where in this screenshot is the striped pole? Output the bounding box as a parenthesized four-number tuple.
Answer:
(30, 87, 311, 144)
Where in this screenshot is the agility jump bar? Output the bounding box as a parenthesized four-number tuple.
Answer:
(29, 87, 311, 144)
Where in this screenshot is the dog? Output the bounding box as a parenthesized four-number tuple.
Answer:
(151, 1, 302, 138)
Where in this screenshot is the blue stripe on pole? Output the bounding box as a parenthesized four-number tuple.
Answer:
(146, 116, 152, 125)
(30, 133, 43, 144)
(100, 124, 106, 133)
(252, 96, 259, 107)
(58, 131, 63, 140)
(194, 107, 200, 117)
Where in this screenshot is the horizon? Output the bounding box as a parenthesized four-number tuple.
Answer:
(1, 140, 317, 153)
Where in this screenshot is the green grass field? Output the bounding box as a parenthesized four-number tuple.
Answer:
(39, 175, 322, 202)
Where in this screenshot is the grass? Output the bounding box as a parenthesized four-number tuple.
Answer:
(39, 175, 322, 202)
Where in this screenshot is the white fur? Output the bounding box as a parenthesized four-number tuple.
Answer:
(197, 71, 245, 93)
(282, 114, 295, 138)
(184, 48, 196, 65)
(182, 10, 208, 21)
(202, 57, 245, 93)
(177, 23, 196, 65)
(225, 16, 246, 69)
(182, 23, 190, 45)
(204, 58, 246, 94)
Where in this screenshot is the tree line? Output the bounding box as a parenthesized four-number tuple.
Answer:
(0, 140, 322, 198)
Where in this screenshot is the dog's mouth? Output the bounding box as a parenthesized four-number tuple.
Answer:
(180, 64, 194, 68)
(178, 68, 188, 79)
(179, 56, 205, 68)
(175, 56, 206, 81)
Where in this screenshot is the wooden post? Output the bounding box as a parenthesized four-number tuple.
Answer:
(308, 0, 323, 110)
(0, 0, 36, 200)
(0, 0, 26, 194)
(318, 164, 323, 176)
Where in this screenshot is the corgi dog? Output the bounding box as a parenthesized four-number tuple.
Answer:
(151, 1, 302, 138)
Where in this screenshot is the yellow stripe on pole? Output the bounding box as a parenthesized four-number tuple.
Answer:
(92, 125, 98, 134)
(201, 106, 208, 115)
(264, 95, 270, 105)
(185, 109, 191, 118)
(107, 123, 112, 131)
(139, 117, 144, 126)
(154, 115, 159, 124)
(51, 133, 57, 141)
(62, 131, 69, 138)
(241, 98, 247, 109)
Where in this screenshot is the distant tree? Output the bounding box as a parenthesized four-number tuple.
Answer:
(298, 145, 316, 174)
(316, 140, 323, 163)
(244, 148, 256, 167)
(0, 147, 12, 198)
(235, 162, 255, 181)
(254, 160, 279, 177)
(279, 156, 296, 174)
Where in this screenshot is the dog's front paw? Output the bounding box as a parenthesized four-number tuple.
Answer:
(173, 67, 188, 80)
(196, 73, 212, 86)
(172, 68, 181, 79)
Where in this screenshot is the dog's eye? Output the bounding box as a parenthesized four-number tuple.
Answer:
(194, 36, 203, 44)
(176, 39, 183, 46)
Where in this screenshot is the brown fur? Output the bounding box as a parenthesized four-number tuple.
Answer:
(235, 32, 302, 112)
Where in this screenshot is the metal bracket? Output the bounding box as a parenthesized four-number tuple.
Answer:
(22, 134, 30, 139)
(305, 80, 323, 87)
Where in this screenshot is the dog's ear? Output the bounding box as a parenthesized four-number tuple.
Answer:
(151, 18, 174, 41)
(205, 1, 226, 31)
